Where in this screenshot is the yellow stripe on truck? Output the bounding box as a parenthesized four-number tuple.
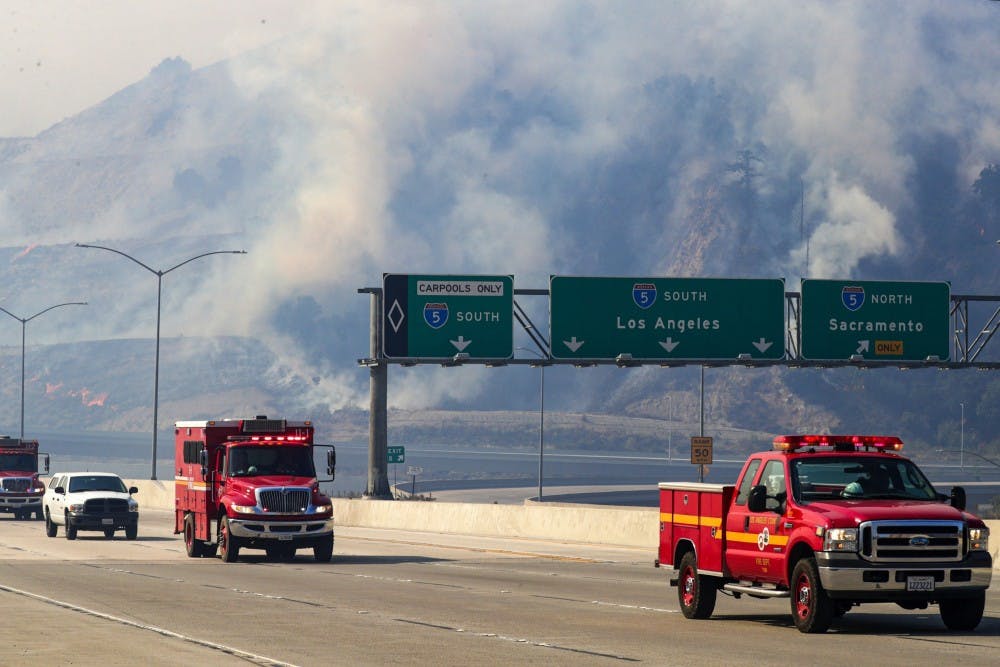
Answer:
(174, 478, 208, 491)
(660, 512, 722, 528)
(727, 531, 789, 546)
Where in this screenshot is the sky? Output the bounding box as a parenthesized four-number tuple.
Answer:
(1, 1, 308, 137)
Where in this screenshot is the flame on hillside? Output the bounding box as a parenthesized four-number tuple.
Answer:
(70, 388, 108, 407)
(11, 244, 38, 262)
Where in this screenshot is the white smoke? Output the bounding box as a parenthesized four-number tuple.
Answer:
(4, 1, 1000, 410)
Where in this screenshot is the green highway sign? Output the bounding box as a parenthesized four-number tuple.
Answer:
(549, 276, 785, 360)
(383, 274, 514, 359)
(800, 279, 950, 361)
(387, 446, 405, 464)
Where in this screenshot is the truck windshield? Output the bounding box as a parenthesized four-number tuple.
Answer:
(0, 453, 36, 471)
(791, 457, 937, 502)
(67, 475, 127, 493)
(228, 446, 315, 477)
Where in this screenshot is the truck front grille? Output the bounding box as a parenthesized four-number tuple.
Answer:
(2, 477, 31, 492)
(84, 498, 129, 513)
(258, 488, 310, 514)
(859, 521, 964, 562)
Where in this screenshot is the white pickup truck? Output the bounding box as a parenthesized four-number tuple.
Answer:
(43, 472, 139, 540)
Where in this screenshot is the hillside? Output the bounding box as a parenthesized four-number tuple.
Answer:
(1, 9, 999, 463)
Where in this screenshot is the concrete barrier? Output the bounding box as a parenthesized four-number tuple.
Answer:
(128, 479, 1000, 567)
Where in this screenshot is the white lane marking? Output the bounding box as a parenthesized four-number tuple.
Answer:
(0, 582, 299, 667)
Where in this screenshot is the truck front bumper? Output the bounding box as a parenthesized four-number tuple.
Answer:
(816, 550, 992, 600)
(0, 496, 42, 512)
(67, 511, 138, 531)
(228, 517, 334, 545)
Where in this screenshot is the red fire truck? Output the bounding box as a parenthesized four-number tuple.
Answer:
(656, 434, 992, 633)
(0, 436, 49, 520)
(174, 416, 336, 563)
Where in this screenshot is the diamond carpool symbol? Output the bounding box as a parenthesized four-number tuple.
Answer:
(388, 299, 406, 333)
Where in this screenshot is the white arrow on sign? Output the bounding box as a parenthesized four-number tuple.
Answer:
(856, 340, 870, 354)
(752, 337, 772, 353)
(450, 336, 472, 352)
(563, 336, 585, 352)
(659, 338, 680, 352)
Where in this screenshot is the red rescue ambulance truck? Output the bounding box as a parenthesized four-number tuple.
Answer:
(657, 435, 992, 633)
(0, 436, 49, 520)
(174, 416, 335, 563)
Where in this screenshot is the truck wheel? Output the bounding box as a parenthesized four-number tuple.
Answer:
(791, 557, 834, 633)
(939, 592, 985, 631)
(218, 516, 240, 563)
(314, 535, 333, 562)
(184, 514, 205, 557)
(125, 524, 138, 540)
(677, 551, 717, 619)
(45, 510, 57, 537)
(65, 516, 77, 541)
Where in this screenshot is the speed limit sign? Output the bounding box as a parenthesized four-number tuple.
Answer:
(690, 436, 713, 464)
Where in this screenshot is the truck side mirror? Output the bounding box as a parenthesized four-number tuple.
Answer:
(129, 486, 139, 495)
(326, 447, 336, 479)
(748, 485, 767, 512)
(43, 454, 50, 474)
(950, 486, 966, 511)
(199, 449, 208, 478)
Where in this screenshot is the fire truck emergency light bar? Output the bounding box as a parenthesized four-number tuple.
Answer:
(773, 434, 904, 453)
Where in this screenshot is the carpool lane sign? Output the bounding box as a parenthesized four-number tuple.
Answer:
(549, 276, 785, 360)
(800, 279, 950, 361)
(383, 274, 514, 359)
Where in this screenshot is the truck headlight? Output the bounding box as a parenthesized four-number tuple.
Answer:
(312, 503, 332, 515)
(969, 527, 989, 552)
(230, 503, 258, 514)
(128, 499, 139, 512)
(823, 527, 858, 552)
(68, 503, 85, 513)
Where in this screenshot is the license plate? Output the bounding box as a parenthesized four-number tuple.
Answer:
(101, 518, 113, 525)
(277, 534, 292, 541)
(906, 576, 934, 592)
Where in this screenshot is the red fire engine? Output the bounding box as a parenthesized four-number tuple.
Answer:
(0, 436, 49, 520)
(657, 435, 992, 633)
(174, 416, 336, 563)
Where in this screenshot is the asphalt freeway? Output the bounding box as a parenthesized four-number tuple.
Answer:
(0, 510, 998, 666)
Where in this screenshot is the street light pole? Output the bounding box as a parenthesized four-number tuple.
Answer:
(0, 302, 87, 440)
(960, 402, 965, 470)
(75, 244, 246, 480)
(665, 395, 672, 463)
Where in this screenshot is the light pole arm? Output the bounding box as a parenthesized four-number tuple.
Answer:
(24, 301, 88, 323)
(162, 250, 247, 276)
(0, 306, 25, 324)
(76, 243, 159, 275)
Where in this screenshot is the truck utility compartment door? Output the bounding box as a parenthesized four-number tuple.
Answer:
(725, 459, 788, 583)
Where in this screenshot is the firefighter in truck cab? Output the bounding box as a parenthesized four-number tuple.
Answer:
(656, 435, 992, 633)
(174, 416, 336, 563)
